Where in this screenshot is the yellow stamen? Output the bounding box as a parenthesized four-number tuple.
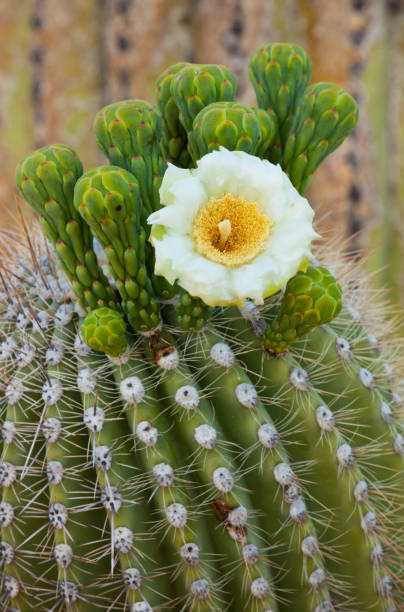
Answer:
(193, 193, 272, 266)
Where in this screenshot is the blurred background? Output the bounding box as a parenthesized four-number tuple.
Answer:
(1, 0, 403, 306)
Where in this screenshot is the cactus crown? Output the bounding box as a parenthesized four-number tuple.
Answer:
(1, 42, 402, 612)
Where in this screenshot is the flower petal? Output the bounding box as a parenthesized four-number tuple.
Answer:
(159, 164, 192, 206)
(148, 183, 205, 235)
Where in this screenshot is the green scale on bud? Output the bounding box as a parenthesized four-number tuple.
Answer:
(155, 62, 191, 167)
(74, 165, 161, 332)
(15, 144, 117, 312)
(265, 265, 343, 354)
(188, 101, 276, 162)
(81, 307, 127, 356)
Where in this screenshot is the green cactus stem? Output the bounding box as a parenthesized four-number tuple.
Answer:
(180, 328, 333, 611)
(145, 330, 278, 610)
(224, 309, 400, 611)
(293, 323, 404, 511)
(15, 145, 117, 312)
(44, 320, 111, 611)
(77, 348, 173, 605)
(1, 312, 55, 610)
(110, 348, 219, 608)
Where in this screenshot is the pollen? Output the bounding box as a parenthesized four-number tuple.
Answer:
(192, 194, 272, 266)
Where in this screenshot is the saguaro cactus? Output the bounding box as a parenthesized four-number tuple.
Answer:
(1, 43, 402, 612)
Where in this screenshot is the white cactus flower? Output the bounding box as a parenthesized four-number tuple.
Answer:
(148, 148, 318, 306)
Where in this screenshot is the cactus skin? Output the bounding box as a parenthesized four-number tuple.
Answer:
(265, 265, 343, 354)
(3, 43, 403, 612)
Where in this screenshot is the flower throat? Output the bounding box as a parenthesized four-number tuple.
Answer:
(192, 193, 271, 266)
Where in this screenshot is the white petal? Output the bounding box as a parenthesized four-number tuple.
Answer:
(159, 164, 192, 206)
(232, 257, 281, 304)
(268, 219, 319, 262)
(152, 232, 194, 285)
(177, 256, 233, 305)
(150, 174, 207, 233)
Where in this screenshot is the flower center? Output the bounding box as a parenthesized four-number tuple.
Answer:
(192, 194, 272, 266)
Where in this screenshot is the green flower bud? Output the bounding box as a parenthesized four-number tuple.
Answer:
(249, 43, 311, 161)
(283, 83, 358, 193)
(175, 290, 212, 331)
(93, 99, 166, 219)
(16, 145, 117, 311)
(188, 101, 275, 162)
(81, 307, 127, 356)
(265, 265, 343, 354)
(172, 63, 237, 133)
(74, 166, 161, 332)
(16, 144, 82, 220)
(155, 62, 191, 167)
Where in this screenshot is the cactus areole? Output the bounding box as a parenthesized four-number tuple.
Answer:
(1, 42, 402, 612)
